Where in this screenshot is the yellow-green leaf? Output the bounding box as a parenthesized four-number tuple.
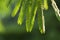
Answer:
(26, 0, 37, 32)
(17, 0, 27, 25)
(30, 6, 37, 32)
(44, 0, 48, 10)
(37, 6, 45, 34)
(11, 0, 22, 17)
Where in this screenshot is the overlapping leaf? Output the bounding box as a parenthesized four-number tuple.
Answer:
(25, 0, 37, 32)
(11, 0, 49, 34)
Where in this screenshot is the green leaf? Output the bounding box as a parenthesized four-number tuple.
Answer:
(37, 6, 45, 34)
(26, 0, 32, 32)
(44, 0, 48, 10)
(11, 0, 22, 17)
(17, 0, 26, 25)
(26, 0, 37, 32)
(30, 6, 37, 32)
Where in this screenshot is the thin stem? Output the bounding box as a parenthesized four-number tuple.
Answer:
(41, 6, 45, 34)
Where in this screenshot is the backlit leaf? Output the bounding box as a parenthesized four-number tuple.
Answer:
(11, 0, 22, 17)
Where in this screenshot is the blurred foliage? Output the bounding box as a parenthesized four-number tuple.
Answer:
(11, 0, 48, 33)
(0, 0, 10, 19)
(0, 0, 60, 40)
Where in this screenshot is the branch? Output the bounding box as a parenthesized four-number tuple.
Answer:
(51, 0, 60, 21)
